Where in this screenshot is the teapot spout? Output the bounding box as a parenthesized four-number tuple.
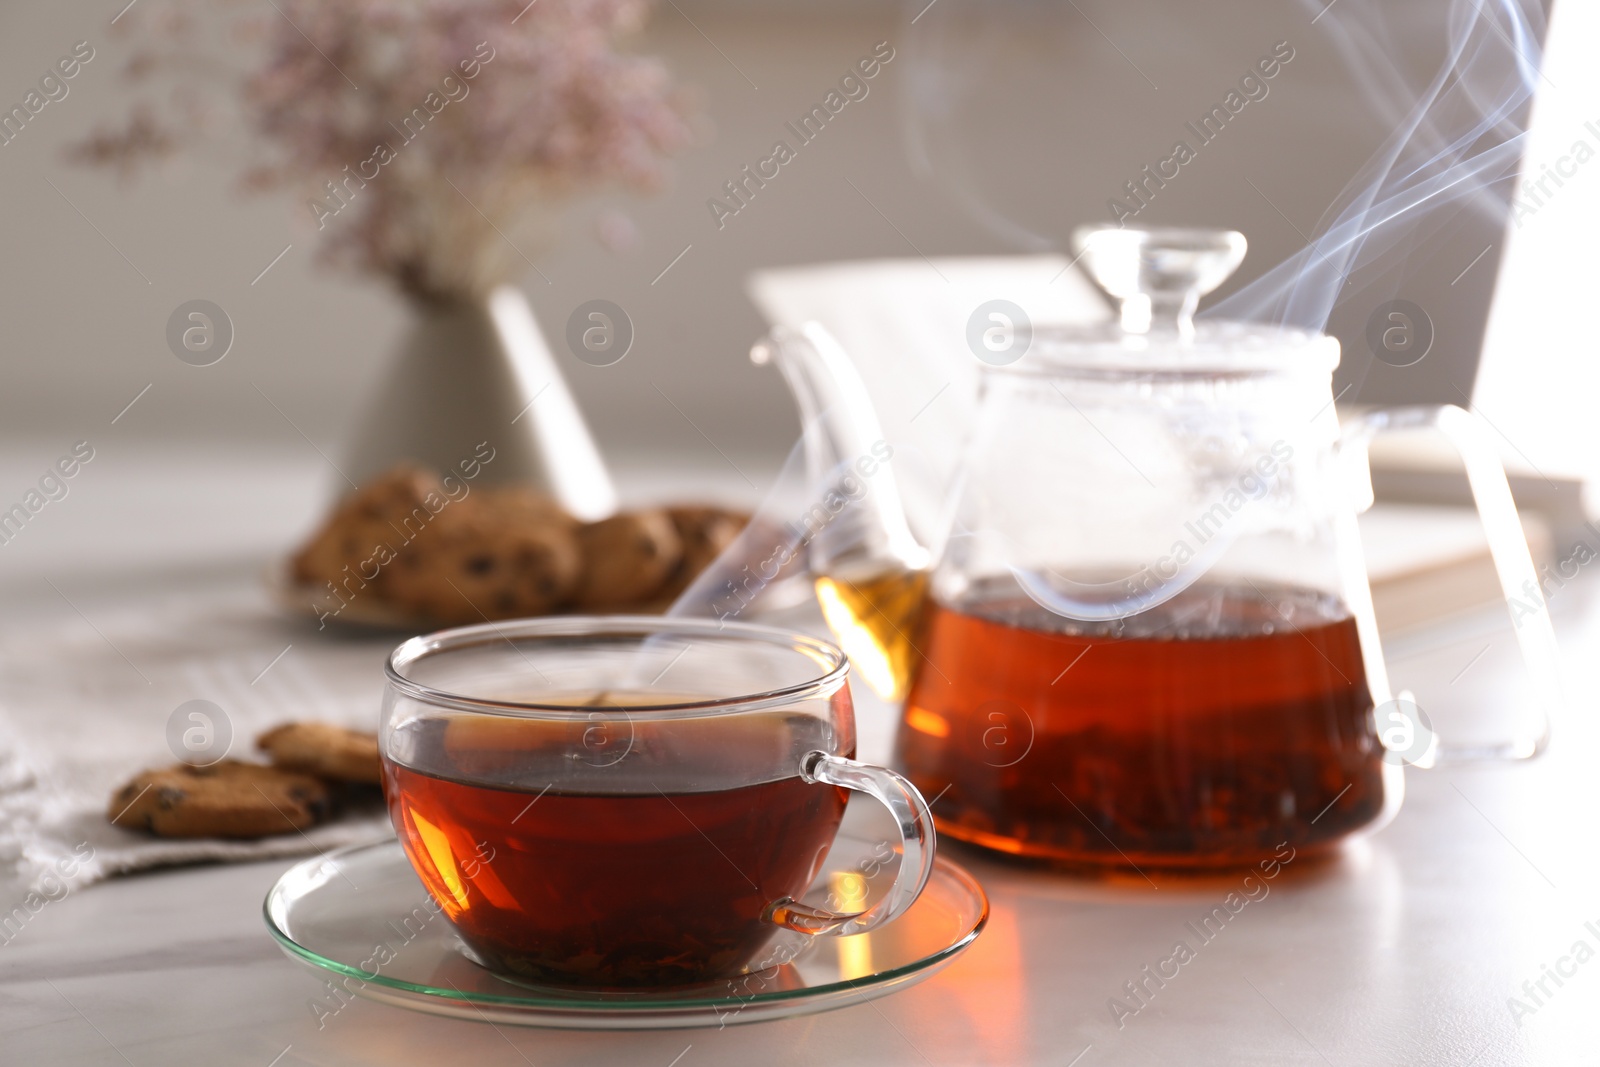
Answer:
(751, 323, 930, 576)
(752, 323, 932, 701)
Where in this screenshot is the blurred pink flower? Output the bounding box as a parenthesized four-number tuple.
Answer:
(73, 0, 694, 300)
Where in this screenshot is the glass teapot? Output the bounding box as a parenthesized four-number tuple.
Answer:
(751, 227, 1562, 870)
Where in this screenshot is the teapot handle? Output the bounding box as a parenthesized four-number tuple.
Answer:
(1341, 404, 1562, 763)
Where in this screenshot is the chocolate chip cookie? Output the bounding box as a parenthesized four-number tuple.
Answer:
(656, 505, 750, 601)
(107, 760, 332, 839)
(291, 465, 445, 588)
(573, 509, 684, 609)
(383, 496, 583, 623)
(257, 722, 382, 785)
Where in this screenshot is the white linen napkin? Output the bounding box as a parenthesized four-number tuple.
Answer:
(0, 584, 395, 899)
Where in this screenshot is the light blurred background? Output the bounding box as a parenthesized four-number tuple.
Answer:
(2, 0, 1570, 489)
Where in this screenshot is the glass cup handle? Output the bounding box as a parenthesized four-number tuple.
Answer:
(1345, 404, 1564, 762)
(764, 751, 936, 937)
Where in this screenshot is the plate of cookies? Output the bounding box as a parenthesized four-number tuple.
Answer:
(274, 466, 754, 630)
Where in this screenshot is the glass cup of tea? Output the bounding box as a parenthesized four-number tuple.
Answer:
(379, 615, 936, 989)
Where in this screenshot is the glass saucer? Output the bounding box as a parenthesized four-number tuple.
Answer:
(263, 829, 988, 1030)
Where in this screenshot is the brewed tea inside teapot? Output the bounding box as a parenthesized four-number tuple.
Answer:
(754, 226, 1560, 870)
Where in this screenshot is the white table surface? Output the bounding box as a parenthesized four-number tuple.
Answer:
(2, 446, 1599, 1066)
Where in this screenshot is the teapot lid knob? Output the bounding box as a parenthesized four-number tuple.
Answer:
(1072, 226, 1248, 339)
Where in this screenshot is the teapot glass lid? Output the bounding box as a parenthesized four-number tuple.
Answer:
(1021, 227, 1341, 376)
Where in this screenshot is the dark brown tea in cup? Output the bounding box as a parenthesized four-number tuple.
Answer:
(382, 696, 850, 989)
